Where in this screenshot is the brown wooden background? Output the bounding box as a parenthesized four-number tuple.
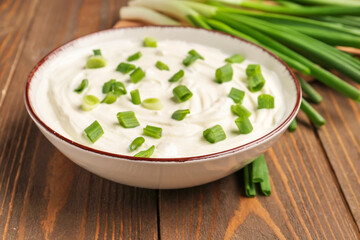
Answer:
(0, 0, 359, 239)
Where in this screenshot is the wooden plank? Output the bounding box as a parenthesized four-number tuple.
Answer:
(0, 0, 158, 239)
(159, 111, 360, 239)
(312, 79, 360, 230)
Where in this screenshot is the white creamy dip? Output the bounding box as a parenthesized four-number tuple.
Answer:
(45, 39, 286, 158)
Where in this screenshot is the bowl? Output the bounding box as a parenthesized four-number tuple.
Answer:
(24, 26, 301, 189)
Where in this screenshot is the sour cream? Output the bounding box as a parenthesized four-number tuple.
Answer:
(45, 39, 285, 158)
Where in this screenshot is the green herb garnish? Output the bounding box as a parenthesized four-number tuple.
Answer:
(168, 70, 185, 82)
(143, 125, 162, 139)
(144, 37, 157, 48)
(258, 94, 275, 109)
(81, 95, 100, 111)
(171, 109, 190, 121)
(127, 51, 142, 62)
(130, 67, 146, 83)
(130, 89, 141, 105)
(225, 54, 245, 63)
(203, 125, 226, 144)
(228, 87, 245, 104)
(84, 120, 104, 143)
(231, 104, 252, 118)
(134, 145, 155, 158)
(116, 62, 136, 74)
(142, 98, 163, 110)
(155, 61, 170, 71)
(130, 137, 145, 151)
(182, 49, 204, 66)
(172, 85, 193, 102)
(74, 79, 88, 93)
(235, 117, 253, 134)
(215, 63, 233, 83)
(117, 111, 140, 128)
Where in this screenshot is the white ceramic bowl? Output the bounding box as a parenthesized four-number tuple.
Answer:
(25, 26, 301, 189)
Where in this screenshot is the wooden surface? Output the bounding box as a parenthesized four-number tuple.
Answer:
(0, 0, 359, 239)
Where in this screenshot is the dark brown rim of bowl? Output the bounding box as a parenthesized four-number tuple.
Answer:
(24, 26, 301, 163)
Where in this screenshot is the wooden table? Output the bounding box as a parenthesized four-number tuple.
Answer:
(1, 0, 359, 239)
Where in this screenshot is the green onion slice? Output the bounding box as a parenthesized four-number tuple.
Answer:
(144, 37, 157, 48)
(102, 79, 127, 96)
(215, 63, 233, 84)
(127, 51, 142, 62)
(173, 85, 193, 102)
(84, 120, 104, 143)
(130, 89, 141, 105)
(171, 109, 190, 121)
(155, 61, 170, 71)
(86, 56, 107, 69)
(74, 79, 88, 93)
(101, 92, 117, 104)
(143, 125, 162, 139)
(116, 62, 136, 74)
(225, 54, 245, 64)
(117, 111, 140, 128)
(258, 94, 275, 109)
(142, 98, 163, 110)
(81, 95, 100, 111)
(228, 87, 245, 104)
(203, 125, 226, 144)
(231, 104, 252, 118)
(246, 64, 262, 77)
(235, 117, 253, 134)
(93, 49, 102, 56)
(134, 145, 155, 158)
(248, 74, 266, 92)
(130, 67, 146, 83)
(129, 137, 145, 152)
(182, 49, 204, 67)
(168, 70, 184, 82)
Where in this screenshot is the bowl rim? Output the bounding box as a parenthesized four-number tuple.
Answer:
(24, 25, 301, 163)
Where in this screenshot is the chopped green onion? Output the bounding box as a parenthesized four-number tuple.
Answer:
(246, 64, 262, 77)
(203, 125, 226, 144)
(130, 89, 141, 105)
(228, 87, 245, 104)
(251, 155, 266, 183)
(248, 74, 266, 92)
(117, 111, 140, 128)
(258, 94, 275, 109)
(235, 117, 253, 134)
(101, 92, 117, 104)
(130, 67, 146, 83)
(168, 70, 185, 82)
(143, 125, 162, 139)
(102, 79, 116, 93)
(134, 145, 155, 158)
(155, 61, 170, 71)
(142, 98, 163, 110)
(215, 63, 233, 84)
(231, 104, 252, 118)
(84, 120, 104, 143)
(172, 85, 193, 102)
(102, 79, 127, 96)
(182, 49, 204, 66)
(288, 119, 297, 132)
(144, 37, 157, 48)
(171, 109, 190, 121)
(244, 164, 256, 198)
(225, 54, 245, 63)
(127, 51, 142, 62)
(129, 137, 145, 151)
(116, 62, 136, 74)
(93, 49, 102, 56)
(81, 95, 100, 111)
(86, 56, 107, 69)
(74, 79, 88, 93)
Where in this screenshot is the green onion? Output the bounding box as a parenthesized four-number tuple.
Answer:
(215, 63, 233, 84)
(84, 120, 104, 143)
(116, 62, 136, 74)
(171, 109, 190, 121)
(182, 49, 204, 66)
(93, 49, 102, 56)
(172, 85, 193, 102)
(134, 145, 155, 158)
(130, 89, 141, 105)
(246, 64, 262, 77)
(258, 94, 275, 109)
(288, 119, 297, 132)
(74, 79, 88, 93)
(235, 117, 253, 134)
(127, 51, 142, 62)
(101, 93, 117, 104)
(298, 76, 323, 104)
(225, 54, 245, 63)
(251, 154, 266, 183)
(102, 79, 127, 96)
(117, 111, 140, 128)
(228, 87, 245, 104)
(129, 137, 145, 151)
(144, 37, 157, 47)
(244, 164, 256, 197)
(155, 61, 170, 71)
(203, 125, 226, 143)
(81, 95, 100, 111)
(259, 164, 271, 196)
(231, 104, 252, 118)
(168, 70, 185, 82)
(142, 98, 163, 110)
(301, 98, 326, 127)
(143, 125, 162, 139)
(130, 67, 146, 83)
(86, 55, 107, 69)
(248, 74, 266, 92)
